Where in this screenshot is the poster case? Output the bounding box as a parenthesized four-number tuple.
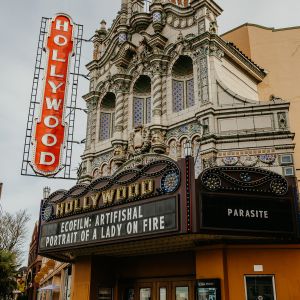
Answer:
(196, 279, 221, 300)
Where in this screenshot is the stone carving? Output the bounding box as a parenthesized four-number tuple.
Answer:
(198, 20, 205, 35)
(166, 14, 195, 29)
(209, 21, 218, 34)
(166, 122, 203, 140)
(269, 94, 284, 102)
(151, 129, 166, 154)
(202, 155, 217, 169)
(240, 155, 258, 167)
(116, 153, 174, 174)
(278, 112, 287, 129)
(193, 46, 210, 104)
(112, 144, 127, 165)
(223, 156, 239, 166)
(209, 43, 224, 59)
(128, 126, 151, 156)
(92, 151, 114, 169)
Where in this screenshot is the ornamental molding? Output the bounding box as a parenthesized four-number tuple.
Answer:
(165, 13, 196, 29)
(200, 166, 288, 196)
(115, 153, 176, 175)
(191, 33, 266, 80)
(166, 122, 203, 141)
(91, 151, 114, 169)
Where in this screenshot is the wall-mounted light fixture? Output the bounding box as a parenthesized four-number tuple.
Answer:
(43, 186, 51, 199)
(184, 140, 192, 157)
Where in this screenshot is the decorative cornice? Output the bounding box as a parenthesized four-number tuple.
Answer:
(191, 33, 266, 81)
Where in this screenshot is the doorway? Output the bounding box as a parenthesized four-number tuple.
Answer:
(119, 278, 195, 300)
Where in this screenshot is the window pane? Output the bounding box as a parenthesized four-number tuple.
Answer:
(133, 97, 144, 127)
(160, 288, 167, 300)
(140, 288, 151, 300)
(245, 276, 275, 300)
(173, 80, 184, 112)
(125, 288, 134, 300)
(146, 97, 151, 124)
(176, 287, 188, 300)
(99, 112, 111, 141)
(186, 79, 195, 107)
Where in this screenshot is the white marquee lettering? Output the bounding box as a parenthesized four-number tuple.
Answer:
(48, 80, 64, 93)
(55, 19, 69, 32)
(54, 34, 67, 46)
(44, 116, 59, 128)
(41, 134, 57, 147)
(52, 49, 66, 62)
(46, 97, 62, 110)
(40, 152, 55, 165)
(50, 65, 64, 78)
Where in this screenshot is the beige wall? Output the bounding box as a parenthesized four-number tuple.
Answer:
(223, 24, 300, 182)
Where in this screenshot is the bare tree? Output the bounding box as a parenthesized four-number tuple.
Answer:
(0, 210, 30, 262)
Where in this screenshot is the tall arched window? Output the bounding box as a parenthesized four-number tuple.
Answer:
(133, 75, 151, 128)
(172, 55, 194, 112)
(99, 92, 116, 141)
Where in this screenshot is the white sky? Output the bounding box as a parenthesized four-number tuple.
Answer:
(1, 0, 300, 264)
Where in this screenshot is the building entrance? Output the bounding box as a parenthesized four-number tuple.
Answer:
(119, 278, 195, 300)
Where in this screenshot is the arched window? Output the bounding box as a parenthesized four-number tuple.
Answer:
(172, 55, 194, 112)
(99, 92, 116, 141)
(133, 75, 151, 128)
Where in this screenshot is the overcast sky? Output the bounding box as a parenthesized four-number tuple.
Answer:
(1, 0, 300, 264)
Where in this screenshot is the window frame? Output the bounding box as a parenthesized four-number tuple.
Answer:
(244, 275, 277, 300)
(172, 76, 195, 113)
(99, 111, 115, 141)
(133, 96, 151, 128)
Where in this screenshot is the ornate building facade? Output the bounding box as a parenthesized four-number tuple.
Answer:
(79, 0, 295, 184)
(37, 1, 300, 300)
(222, 23, 300, 186)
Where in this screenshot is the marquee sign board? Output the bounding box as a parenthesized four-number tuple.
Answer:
(198, 166, 298, 236)
(39, 197, 178, 251)
(32, 14, 74, 175)
(38, 159, 183, 254)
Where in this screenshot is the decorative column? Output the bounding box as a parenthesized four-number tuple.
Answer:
(114, 89, 125, 140)
(113, 76, 130, 141)
(152, 62, 162, 124)
(193, 46, 210, 104)
(83, 92, 100, 150)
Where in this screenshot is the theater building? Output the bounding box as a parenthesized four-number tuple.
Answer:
(37, 1, 300, 299)
(222, 23, 300, 189)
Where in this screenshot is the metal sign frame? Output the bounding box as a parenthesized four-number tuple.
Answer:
(21, 17, 84, 179)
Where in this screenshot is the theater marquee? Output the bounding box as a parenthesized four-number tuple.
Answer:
(40, 197, 177, 250)
(198, 166, 298, 236)
(39, 159, 184, 253)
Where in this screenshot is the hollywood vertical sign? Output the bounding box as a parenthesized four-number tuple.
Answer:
(33, 14, 74, 175)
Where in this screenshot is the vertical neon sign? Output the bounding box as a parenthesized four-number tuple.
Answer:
(32, 14, 73, 175)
